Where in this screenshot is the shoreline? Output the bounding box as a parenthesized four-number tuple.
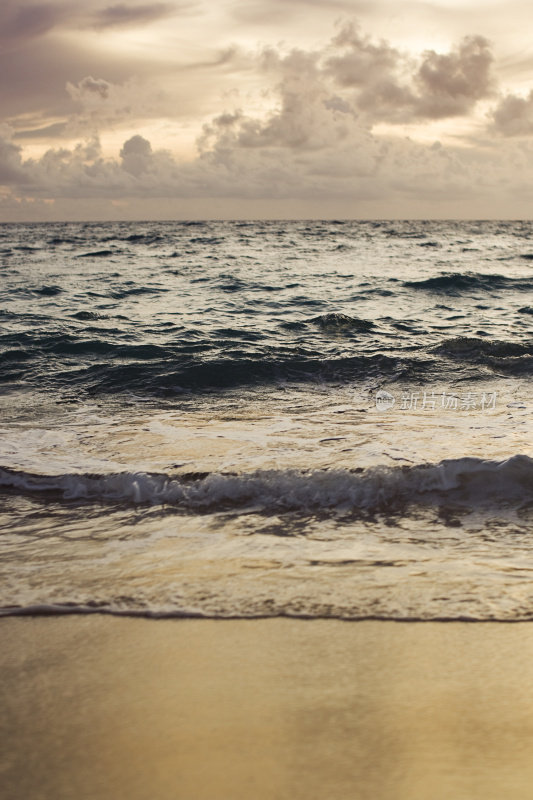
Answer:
(3, 617, 533, 799)
(4, 608, 533, 622)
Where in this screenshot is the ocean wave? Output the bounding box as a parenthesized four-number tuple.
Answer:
(404, 272, 533, 294)
(279, 313, 375, 333)
(32, 285, 62, 296)
(0, 330, 178, 358)
(308, 313, 375, 331)
(77, 353, 417, 392)
(76, 249, 115, 258)
(435, 337, 533, 359)
(9, 285, 63, 298)
(123, 233, 165, 245)
(2, 322, 530, 390)
(214, 274, 285, 293)
(434, 337, 533, 374)
(0, 327, 421, 390)
(2, 456, 532, 513)
(70, 311, 108, 321)
(48, 236, 81, 246)
(108, 285, 168, 299)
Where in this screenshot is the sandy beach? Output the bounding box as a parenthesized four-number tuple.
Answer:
(2, 618, 533, 800)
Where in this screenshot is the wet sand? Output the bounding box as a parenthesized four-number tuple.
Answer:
(2, 618, 533, 800)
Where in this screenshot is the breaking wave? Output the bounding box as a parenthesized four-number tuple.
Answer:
(2, 455, 533, 513)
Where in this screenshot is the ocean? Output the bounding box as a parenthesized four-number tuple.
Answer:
(1, 219, 533, 621)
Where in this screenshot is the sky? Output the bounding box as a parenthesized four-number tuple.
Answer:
(2, 0, 533, 220)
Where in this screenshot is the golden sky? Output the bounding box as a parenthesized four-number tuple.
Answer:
(2, 0, 533, 219)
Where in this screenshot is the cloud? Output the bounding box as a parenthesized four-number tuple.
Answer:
(0, 25, 169, 124)
(415, 35, 494, 117)
(0, 0, 190, 46)
(120, 134, 154, 175)
(490, 91, 533, 136)
(14, 121, 68, 140)
(63, 75, 173, 137)
(2, 110, 533, 221)
(1, 4, 499, 165)
(203, 48, 346, 151)
(0, 126, 29, 184)
(325, 22, 402, 89)
(0, 0, 239, 141)
(91, 3, 179, 30)
(326, 24, 495, 122)
(0, 2, 68, 48)
(68, 76, 112, 101)
(0, 15, 531, 219)
(191, 56, 477, 204)
(230, 0, 365, 25)
(0, 49, 522, 214)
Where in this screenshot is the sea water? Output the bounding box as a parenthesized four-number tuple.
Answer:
(1, 219, 533, 620)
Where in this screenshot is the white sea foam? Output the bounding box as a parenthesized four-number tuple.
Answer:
(2, 455, 532, 512)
